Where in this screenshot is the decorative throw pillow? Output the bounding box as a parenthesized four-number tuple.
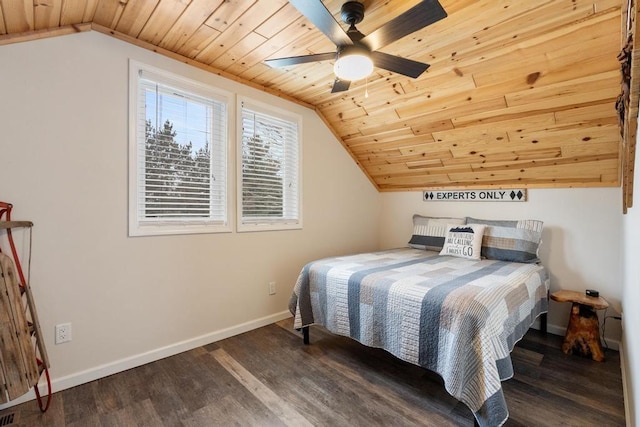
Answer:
(465, 217, 544, 263)
(408, 215, 466, 251)
(439, 223, 486, 260)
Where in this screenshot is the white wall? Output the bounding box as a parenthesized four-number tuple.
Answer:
(622, 139, 640, 424)
(379, 188, 623, 342)
(0, 30, 380, 403)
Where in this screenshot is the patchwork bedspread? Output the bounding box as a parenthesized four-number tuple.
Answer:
(289, 248, 549, 427)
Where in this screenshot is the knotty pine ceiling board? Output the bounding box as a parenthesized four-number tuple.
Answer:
(1, 0, 33, 33)
(0, 0, 625, 191)
(59, 0, 92, 26)
(34, 0, 62, 30)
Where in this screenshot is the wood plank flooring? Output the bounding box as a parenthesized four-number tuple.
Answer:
(0, 317, 625, 426)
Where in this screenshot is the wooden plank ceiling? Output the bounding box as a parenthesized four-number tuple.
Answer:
(0, 0, 624, 190)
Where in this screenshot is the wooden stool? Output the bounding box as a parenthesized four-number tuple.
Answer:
(550, 290, 609, 362)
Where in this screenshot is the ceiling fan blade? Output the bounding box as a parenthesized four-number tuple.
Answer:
(361, 0, 447, 52)
(370, 51, 430, 78)
(265, 52, 336, 68)
(331, 78, 351, 93)
(289, 0, 353, 47)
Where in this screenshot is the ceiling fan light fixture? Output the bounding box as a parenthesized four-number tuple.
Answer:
(266, 0, 446, 92)
(334, 49, 373, 81)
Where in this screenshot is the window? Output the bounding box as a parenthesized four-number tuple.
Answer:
(129, 62, 231, 236)
(238, 98, 301, 231)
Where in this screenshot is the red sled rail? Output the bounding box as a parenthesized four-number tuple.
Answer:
(0, 202, 51, 412)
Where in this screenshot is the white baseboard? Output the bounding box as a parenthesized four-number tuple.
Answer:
(534, 318, 621, 351)
(533, 323, 620, 351)
(546, 323, 564, 336)
(619, 340, 633, 427)
(0, 310, 292, 411)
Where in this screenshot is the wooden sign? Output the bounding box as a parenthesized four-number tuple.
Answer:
(423, 189, 527, 202)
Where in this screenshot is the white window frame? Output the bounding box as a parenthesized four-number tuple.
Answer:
(237, 96, 302, 232)
(128, 60, 234, 236)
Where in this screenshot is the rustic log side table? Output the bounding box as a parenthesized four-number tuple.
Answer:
(550, 290, 609, 362)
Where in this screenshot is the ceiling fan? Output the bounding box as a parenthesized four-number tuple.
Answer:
(264, 0, 447, 93)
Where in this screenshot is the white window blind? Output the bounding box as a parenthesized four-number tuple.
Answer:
(130, 64, 230, 236)
(239, 100, 300, 229)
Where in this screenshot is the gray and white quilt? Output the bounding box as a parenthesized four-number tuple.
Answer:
(289, 248, 549, 427)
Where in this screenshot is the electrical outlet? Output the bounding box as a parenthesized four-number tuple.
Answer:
(55, 323, 72, 344)
(269, 281, 276, 295)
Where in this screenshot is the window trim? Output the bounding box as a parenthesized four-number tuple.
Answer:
(236, 96, 303, 232)
(128, 60, 234, 237)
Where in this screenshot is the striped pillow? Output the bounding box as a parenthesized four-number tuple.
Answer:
(408, 215, 466, 251)
(465, 217, 543, 263)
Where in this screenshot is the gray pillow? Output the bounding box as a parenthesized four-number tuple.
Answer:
(465, 217, 543, 263)
(408, 214, 465, 251)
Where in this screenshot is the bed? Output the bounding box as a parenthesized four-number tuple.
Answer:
(288, 216, 549, 427)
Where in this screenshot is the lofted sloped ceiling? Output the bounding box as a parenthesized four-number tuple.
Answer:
(0, 0, 624, 190)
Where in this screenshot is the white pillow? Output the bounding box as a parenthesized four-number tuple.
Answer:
(439, 223, 486, 260)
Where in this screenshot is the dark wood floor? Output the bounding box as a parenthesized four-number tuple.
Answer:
(0, 318, 625, 426)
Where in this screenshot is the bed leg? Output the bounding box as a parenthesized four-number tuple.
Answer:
(541, 312, 548, 334)
(302, 326, 309, 345)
